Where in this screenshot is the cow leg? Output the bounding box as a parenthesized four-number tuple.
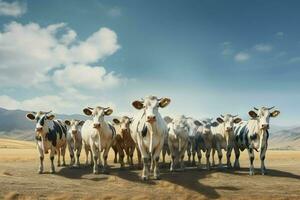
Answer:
(76, 144, 82, 167)
(129, 146, 135, 167)
(153, 156, 160, 180)
(206, 148, 211, 170)
(192, 150, 196, 166)
(169, 145, 175, 172)
(125, 147, 130, 165)
(90, 150, 94, 166)
(91, 144, 99, 174)
(117, 144, 125, 169)
(57, 148, 61, 167)
(187, 142, 191, 163)
(68, 142, 75, 166)
(136, 145, 142, 168)
(247, 148, 255, 176)
(260, 146, 267, 175)
(142, 157, 150, 180)
(212, 148, 216, 166)
(197, 149, 202, 168)
(226, 145, 233, 168)
(50, 148, 55, 173)
(61, 145, 66, 166)
(162, 145, 167, 164)
(217, 147, 223, 168)
(112, 145, 118, 163)
(37, 145, 44, 174)
(102, 147, 110, 173)
(233, 146, 240, 169)
(83, 144, 89, 166)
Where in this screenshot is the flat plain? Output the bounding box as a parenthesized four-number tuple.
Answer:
(0, 138, 300, 200)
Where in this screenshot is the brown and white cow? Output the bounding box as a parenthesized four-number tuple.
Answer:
(111, 116, 139, 168)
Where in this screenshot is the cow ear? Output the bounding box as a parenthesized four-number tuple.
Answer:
(164, 116, 173, 124)
(159, 98, 171, 108)
(64, 120, 71, 126)
(271, 110, 280, 118)
(113, 118, 121, 124)
(194, 120, 202, 126)
(104, 108, 113, 116)
(248, 111, 258, 118)
(233, 118, 242, 123)
(132, 100, 144, 110)
(46, 114, 55, 120)
(217, 117, 224, 123)
(211, 121, 219, 127)
(26, 113, 35, 120)
(78, 120, 85, 126)
(83, 108, 93, 116)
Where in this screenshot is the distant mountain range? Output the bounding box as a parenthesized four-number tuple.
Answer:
(0, 107, 299, 150)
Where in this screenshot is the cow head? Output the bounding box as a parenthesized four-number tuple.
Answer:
(248, 106, 280, 130)
(217, 114, 242, 132)
(132, 96, 171, 124)
(197, 118, 218, 134)
(83, 106, 113, 129)
(172, 115, 190, 134)
(64, 119, 84, 136)
(113, 116, 133, 138)
(26, 111, 55, 137)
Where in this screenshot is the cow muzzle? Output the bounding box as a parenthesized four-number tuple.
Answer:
(226, 127, 233, 131)
(261, 124, 269, 130)
(35, 127, 43, 132)
(72, 130, 77, 135)
(93, 123, 101, 129)
(147, 116, 156, 123)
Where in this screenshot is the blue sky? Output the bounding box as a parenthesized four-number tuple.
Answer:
(0, 0, 299, 126)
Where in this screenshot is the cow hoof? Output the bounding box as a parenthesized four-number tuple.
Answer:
(141, 176, 148, 181)
(38, 170, 43, 174)
(249, 171, 254, 176)
(113, 160, 118, 164)
(50, 170, 55, 174)
(57, 164, 61, 167)
(153, 176, 160, 180)
(93, 170, 98, 174)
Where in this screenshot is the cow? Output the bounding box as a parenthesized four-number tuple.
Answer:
(26, 111, 67, 174)
(233, 106, 280, 175)
(130, 95, 171, 180)
(111, 116, 137, 168)
(195, 119, 218, 170)
(81, 106, 115, 174)
(64, 119, 84, 167)
(167, 115, 190, 171)
(211, 114, 242, 168)
(186, 117, 202, 165)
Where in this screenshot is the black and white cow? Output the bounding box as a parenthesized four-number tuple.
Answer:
(233, 106, 280, 175)
(26, 111, 67, 174)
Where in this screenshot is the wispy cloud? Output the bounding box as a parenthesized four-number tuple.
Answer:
(254, 43, 272, 52)
(0, 0, 26, 17)
(107, 7, 121, 17)
(221, 41, 234, 56)
(275, 32, 284, 37)
(288, 57, 300, 64)
(234, 52, 250, 62)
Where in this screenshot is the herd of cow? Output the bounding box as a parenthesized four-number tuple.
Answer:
(25, 95, 280, 180)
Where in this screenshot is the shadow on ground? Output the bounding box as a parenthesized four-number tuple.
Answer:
(55, 162, 300, 199)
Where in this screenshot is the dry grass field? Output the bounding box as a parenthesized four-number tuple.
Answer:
(0, 138, 300, 200)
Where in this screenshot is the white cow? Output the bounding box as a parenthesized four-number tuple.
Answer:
(162, 116, 172, 164)
(211, 114, 242, 168)
(64, 119, 84, 167)
(167, 115, 190, 171)
(195, 119, 218, 170)
(186, 117, 202, 165)
(26, 111, 67, 174)
(81, 106, 115, 174)
(131, 95, 171, 180)
(233, 106, 280, 175)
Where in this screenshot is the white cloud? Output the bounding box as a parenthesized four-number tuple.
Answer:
(254, 44, 272, 52)
(0, 0, 26, 17)
(288, 57, 300, 64)
(234, 52, 250, 62)
(0, 22, 121, 88)
(221, 41, 234, 56)
(107, 7, 121, 17)
(276, 32, 284, 37)
(0, 95, 74, 113)
(53, 64, 124, 90)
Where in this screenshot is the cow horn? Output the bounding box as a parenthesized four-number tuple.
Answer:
(41, 110, 52, 115)
(88, 107, 94, 110)
(220, 115, 224, 118)
(254, 107, 259, 111)
(103, 107, 110, 110)
(268, 106, 275, 110)
(232, 115, 238, 118)
(32, 111, 37, 114)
